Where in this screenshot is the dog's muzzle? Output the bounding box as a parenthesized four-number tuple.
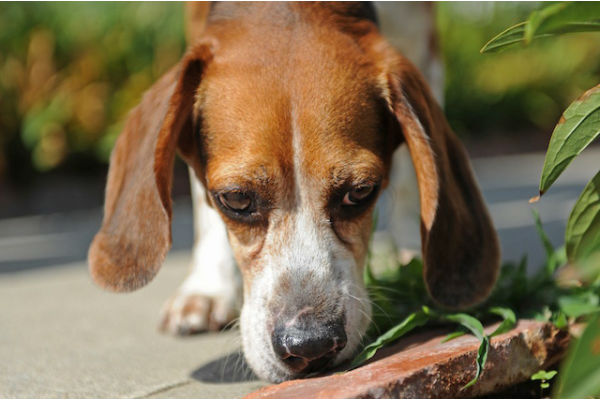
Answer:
(271, 317, 347, 374)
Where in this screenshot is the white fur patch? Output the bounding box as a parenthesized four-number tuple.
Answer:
(238, 110, 372, 382)
(161, 168, 241, 334)
(185, 169, 241, 301)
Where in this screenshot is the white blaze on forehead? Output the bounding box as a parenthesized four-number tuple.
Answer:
(291, 103, 306, 207)
(239, 101, 372, 382)
(284, 105, 343, 279)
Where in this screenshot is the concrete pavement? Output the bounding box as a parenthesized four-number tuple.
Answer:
(1, 148, 598, 398)
(0, 252, 266, 398)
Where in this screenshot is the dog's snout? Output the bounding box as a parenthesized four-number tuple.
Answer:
(271, 320, 347, 373)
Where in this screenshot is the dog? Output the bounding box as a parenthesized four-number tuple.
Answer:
(88, 2, 500, 383)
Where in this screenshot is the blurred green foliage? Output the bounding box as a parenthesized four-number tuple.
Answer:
(0, 3, 599, 183)
(0, 2, 185, 181)
(438, 2, 600, 137)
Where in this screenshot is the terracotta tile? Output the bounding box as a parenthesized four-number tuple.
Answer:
(245, 320, 569, 398)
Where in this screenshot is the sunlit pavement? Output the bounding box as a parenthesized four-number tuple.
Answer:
(474, 149, 598, 270)
(0, 148, 598, 397)
(0, 251, 265, 398)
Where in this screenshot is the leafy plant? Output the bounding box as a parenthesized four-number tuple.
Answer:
(3, 3, 599, 184)
(531, 369, 557, 393)
(352, 211, 600, 388)
(481, 3, 600, 53)
(554, 313, 600, 397)
(482, 4, 600, 272)
(438, 2, 600, 138)
(537, 85, 600, 196)
(490, 2, 600, 395)
(511, 9, 600, 395)
(350, 4, 600, 394)
(565, 170, 600, 269)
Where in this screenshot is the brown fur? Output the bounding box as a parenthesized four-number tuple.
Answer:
(89, 2, 499, 308)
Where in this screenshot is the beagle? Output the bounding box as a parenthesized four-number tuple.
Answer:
(88, 2, 500, 383)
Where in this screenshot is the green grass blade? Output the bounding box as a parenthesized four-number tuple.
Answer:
(442, 313, 485, 341)
(554, 313, 600, 398)
(481, 3, 600, 53)
(463, 337, 490, 389)
(349, 311, 429, 369)
(539, 84, 600, 195)
(566, 170, 600, 265)
(442, 312, 489, 387)
(532, 209, 556, 264)
(480, 22, 527, 53)
(423, 308, 489, 388)
(423, 307, 485, 340)
(442, 330, 466, 343)
(489, 307, 517, 337)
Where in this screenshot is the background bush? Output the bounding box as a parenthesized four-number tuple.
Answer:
(1, 3, 599, 185)
(438, 2, 600, 136)
(0, 3, 185, 183)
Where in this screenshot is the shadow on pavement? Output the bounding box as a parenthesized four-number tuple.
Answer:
(191, 351, 258, 383)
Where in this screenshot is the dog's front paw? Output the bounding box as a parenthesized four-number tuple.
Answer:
(159, 292, 238, 335)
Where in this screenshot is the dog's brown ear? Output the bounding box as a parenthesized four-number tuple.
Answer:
(378, 47, 500, 308)
(88, 43, 213, 292)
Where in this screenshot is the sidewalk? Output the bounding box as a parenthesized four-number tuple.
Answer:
(0, 251, 266, 398)
(1, 148, 598, 398)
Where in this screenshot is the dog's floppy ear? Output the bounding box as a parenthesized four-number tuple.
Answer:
(88, 43, 213, 292)
(378, 46, 500, 308)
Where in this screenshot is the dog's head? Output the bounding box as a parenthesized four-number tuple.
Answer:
(88, 10, 499, 383)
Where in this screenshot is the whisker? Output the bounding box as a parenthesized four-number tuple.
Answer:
(346, 283, 392, 322)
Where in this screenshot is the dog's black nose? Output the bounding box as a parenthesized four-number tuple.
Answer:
(271, 320, 347, 373)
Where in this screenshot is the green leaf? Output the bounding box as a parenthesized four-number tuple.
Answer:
(489, 307, 517, 337)
(480, 22, 528, 53)
(531, 369, 558, 381)
(539, 84, 600, 195)
(554, 313, 600, 398)
(481, 2, 600, 53)
(443, 312, 488, 389)
(532, 209, 556, 264)
(424, 308, 489, 388)
(558, 292, 600, 318)
(529, 2, 600, 37)
(464, 337, 490, 389)
(523, 3, 569, 44)
(551, 311, 569, 329)
(576, 252, 600, 283)
(566, 170, 600, 265)
(349, 311, 429, 369)
(427, 309, 486, 341)
(442, 330, 466, 343)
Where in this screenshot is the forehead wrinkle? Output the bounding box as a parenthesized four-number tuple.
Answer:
(207, 164, 271, 188)
(330, 160, 385, 184)
(201, 65, 296, 200)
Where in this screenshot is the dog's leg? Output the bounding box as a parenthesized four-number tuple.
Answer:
(160, 167, 241, 335)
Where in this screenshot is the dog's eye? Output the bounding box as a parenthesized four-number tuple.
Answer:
(218, 191, 253, 212)
(342, 184, 375, 206)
